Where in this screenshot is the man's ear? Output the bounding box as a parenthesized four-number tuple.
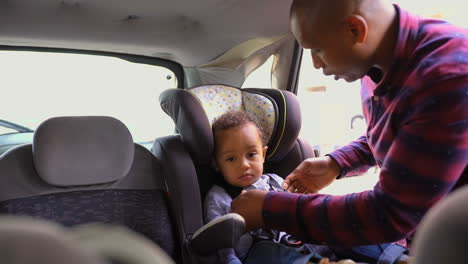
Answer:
(347, 15, 368, 44)
(262, 146, 268, 162)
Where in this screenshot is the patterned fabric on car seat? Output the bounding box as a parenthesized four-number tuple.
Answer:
(190, 85, 276, 143)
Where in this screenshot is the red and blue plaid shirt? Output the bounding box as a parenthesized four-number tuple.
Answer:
(263, 5, 468, 246)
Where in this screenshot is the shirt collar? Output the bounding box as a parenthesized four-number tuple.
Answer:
(365, 4, 416, 94)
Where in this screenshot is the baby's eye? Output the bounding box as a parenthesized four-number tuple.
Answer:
(226, 157, 235, 162)
(248, 152, 257, 158)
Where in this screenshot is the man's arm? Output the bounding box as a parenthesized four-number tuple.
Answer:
(234, 76, 468, 246)
(261, 76, 468, 246)
(328, 134, 377, 178)
(282, 136, 376, 194)
(283, 156, 341, 193)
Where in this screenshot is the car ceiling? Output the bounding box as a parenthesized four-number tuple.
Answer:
(0, 0, 293, 67)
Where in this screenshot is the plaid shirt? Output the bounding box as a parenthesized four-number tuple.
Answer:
(263, 5, 468, 246)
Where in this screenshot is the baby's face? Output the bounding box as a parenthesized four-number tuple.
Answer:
(213, 123, 267, 187)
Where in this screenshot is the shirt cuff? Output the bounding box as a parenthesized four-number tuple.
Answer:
(326, 152, 346, 179)
(262, 191, 301, 234)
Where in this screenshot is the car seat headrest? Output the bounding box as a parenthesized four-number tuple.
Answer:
(0, 215, 108, 264)
(33, 116, 134, 187)
(0, 215, 175, 264)
(159, 85, 301, 165)
(189, 85, 276, 143)
(412, 185, 468, 264)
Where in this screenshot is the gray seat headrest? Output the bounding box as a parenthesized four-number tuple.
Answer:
(0, 216, 107, 264)
(412, 185, 468, 264)
(0, 215, 175, 264)
(33, 116, 134, 187)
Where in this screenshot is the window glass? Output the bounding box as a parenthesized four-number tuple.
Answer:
(0, 51, 177, 145)
(0, 127, 15, 135)
(297, 50, 364, 157)
(392, 0, 468, 27)
(297, 52, 379, 194)
(241, 56, 274, 88)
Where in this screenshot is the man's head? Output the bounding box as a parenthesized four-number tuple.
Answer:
(290, 0, 395, 82)
(212, 111, 268, 188)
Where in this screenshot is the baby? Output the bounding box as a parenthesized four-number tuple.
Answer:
(203, 110, 291, 263)
(203, 110, 359, 264)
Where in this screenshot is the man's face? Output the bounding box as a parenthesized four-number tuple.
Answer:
(291, 14, 370, 82)
(213, 124, 267, 188)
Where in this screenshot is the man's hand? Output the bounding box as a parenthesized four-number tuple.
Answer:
(283, 156, 341, 193)
(231, 189, 267, 231)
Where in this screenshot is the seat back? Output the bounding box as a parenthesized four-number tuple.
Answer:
(153, 85, 314, 263)
(0, 215, 175, 264)
(412, 185, 468, 264)
(0, 116, 178, 261)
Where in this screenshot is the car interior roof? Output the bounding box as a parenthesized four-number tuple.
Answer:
(0, 0, 293, 67)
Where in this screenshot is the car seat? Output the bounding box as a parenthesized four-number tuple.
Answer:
(152, 84, 315, 263)
(411, 185, 468, 264)
(0, 215, 175, 264)
(0, 116, 179, 262)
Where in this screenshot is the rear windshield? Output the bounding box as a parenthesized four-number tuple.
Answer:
(0, 50, 178, 144)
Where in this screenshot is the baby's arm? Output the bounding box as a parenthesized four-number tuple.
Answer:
(204, 185, 232, 223)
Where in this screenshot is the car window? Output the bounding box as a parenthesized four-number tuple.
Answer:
(296, 50, 365, 156)
(0, 127, 15, 135)
(241, 56, 274, 88)
(0, 51, 178, 145)
(297, 49, 378, 194)
(392, 0, 468, 28)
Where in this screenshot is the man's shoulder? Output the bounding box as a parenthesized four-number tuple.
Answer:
(414, 20, 468, 75)
(417, 19, 467, 40)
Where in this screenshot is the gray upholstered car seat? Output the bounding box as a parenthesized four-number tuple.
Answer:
(152, 85, 314, 263)
(411, 185, 468, 264)
(0, 116, 178, 262)
(0, 215, 175, 264)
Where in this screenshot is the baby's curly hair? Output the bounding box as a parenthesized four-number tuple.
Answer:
(212, 110, 266, 145)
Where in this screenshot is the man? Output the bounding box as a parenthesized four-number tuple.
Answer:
(231, 0, 468, 247)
